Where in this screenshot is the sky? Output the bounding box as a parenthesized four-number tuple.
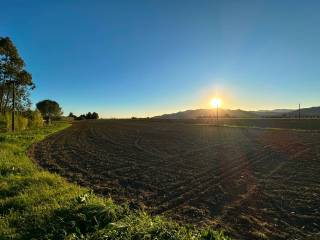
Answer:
(2, 0, 320, 117)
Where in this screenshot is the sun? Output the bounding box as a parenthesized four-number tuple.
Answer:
(210, 98, 222, 108)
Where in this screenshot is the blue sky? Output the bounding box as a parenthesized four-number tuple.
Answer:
(2, 0, 320, 117)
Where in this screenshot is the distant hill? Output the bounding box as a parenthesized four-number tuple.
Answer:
(154, 108, 257, 119)
(284, 106, 320, 117)
(251, 109, 293, 117)
(154, 107, 320, 119)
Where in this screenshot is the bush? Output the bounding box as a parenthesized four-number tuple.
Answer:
(17, 115, 28, 130)
(4, 112, 29, 131)
(0, 110, 44, 131)
(28, 110, 44, 128)
(0, 114, 6, 130)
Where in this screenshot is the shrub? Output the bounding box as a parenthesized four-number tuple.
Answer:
(0, 110, 44, 131)
(0, 114, 6, 130)
(28, 110, 44, 128)
(17, 115, 28, 130)
(4, 112, 29, 131)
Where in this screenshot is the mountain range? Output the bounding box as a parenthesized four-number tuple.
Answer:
(154, 106, 320, 119)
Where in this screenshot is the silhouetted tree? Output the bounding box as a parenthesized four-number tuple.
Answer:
(86, 112, 92, 119)
(36, 100, 63, 124)
(91, 112, 99, 119)
(78, 114, 86, 120)
(68, 112, 77, 118)
(73, 111, 99, 120)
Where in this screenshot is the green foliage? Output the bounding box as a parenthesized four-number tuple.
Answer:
(200, 229, 231, 240)
(0, 114, 5, 130)
(3, 112, 28, 131)
(0, 123, 230, 240)
(36, 99, 63, 122)
(17, 114, 28, 131)
(0, 110, 43, 132)
(0, 36, 35, 112)
(27, 110, 44, 128)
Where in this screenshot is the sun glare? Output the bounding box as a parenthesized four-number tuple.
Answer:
(210, 98, 222, 108)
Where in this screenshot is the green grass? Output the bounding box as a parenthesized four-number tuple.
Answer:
(0, 123, 230, 240)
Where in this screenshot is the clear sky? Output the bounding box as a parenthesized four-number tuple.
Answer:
(2, 0, 320, 117)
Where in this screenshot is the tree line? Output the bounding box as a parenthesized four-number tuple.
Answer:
(68, 112, 99, 120)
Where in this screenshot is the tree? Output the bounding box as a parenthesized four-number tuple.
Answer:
(0, 37, 34, 131)
(91, 112, 99, 119)
(85, 111, 99, 119)
(36, 100, 63, 124)
(73, 112, 99, 120)
(86, 112, 92, 119)
(68, 112, 77, 118)
(0, 37, 35, 113)
(77, 114, 86, 120)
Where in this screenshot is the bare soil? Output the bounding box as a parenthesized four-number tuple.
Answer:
(30, 120, 320, 240)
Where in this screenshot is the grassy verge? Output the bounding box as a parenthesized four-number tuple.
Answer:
(0, 123, 230, 240)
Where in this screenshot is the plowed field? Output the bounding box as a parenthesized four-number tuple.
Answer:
(30, 120, 320, 240)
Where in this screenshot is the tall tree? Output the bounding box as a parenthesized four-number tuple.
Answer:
(91, 112, 99, 119)
(86, 112, 92, 119)
(0, 37, 35, 113)
(36, 100, 63, 123)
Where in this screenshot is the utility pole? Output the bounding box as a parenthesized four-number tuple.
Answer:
(216, 105, 219, 121)
(298, 103, 301, 120)
(11, 81, 15, 131)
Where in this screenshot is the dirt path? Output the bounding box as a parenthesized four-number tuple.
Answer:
(30, 120, 320, 240)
